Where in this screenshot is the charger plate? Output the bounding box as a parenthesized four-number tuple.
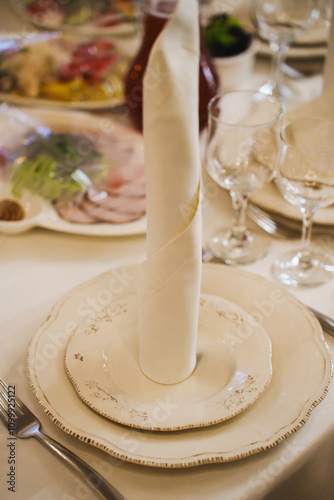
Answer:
(64, 293, 272, 431)
(27, 263, 332, 468)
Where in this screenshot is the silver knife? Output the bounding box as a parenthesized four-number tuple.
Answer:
(309, 307, 334, 337)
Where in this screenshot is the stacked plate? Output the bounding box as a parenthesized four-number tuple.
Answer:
(251, 182, 334, 227)
(27, 263, 332, 467)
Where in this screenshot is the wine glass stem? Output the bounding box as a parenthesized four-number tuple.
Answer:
(270, 43, 288, 92)
(301, 208, 314, 255)
(230, 191, 249, 239)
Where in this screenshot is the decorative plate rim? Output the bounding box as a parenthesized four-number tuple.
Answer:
(27, 263, 333, 468)
(63, 292, 272, 431)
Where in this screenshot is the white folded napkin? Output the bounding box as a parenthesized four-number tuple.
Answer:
(137, 0, 202, 385)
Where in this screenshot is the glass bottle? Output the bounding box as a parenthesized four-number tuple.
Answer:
(124, 0, 219, 132)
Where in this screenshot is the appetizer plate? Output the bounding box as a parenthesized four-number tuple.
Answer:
(250, 181, 334, 226)
(0, 93, 123, 111)
(0, 33, 127, 110)
(0, 108, 147, 237)
(27, 263, 332, 467)
(12, 0, 138, 37)
(64, 292, 272, 431)
(0, 184, 146, 236)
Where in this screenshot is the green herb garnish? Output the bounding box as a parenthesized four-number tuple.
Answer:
(11, 132, 107, 201)
(204, 13, 252, 58)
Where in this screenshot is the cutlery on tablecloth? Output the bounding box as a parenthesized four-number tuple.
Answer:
(247, 202, 334, 240)
(0, 379, 127, 500)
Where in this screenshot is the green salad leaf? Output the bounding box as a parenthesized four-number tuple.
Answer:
(11, 132, 108, 201)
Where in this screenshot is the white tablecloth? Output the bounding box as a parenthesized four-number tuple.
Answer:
(0, 1, 334, 499)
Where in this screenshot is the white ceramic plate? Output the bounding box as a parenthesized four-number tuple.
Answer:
(0, 93, 124, 111)
(255, 41, 327, 59)
(11, 0, 137, 38)
(232, 4, 329, 59)
(0, 108, 147, 237)
(250, 181, 334, 226)
(0, 30, 128, 110)
(27, 263, 332, 468)
(64, 293, 272, 431)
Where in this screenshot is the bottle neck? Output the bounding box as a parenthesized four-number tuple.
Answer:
(143, 0, 177, 17)
(140, 1, 177, 45)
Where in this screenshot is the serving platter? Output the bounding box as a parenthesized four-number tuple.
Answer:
(27, 263, 332, 467)
(0, 93, 124, 111)
(0, 108, 147, 237)
(12, 0, 138, 37)
(0, 32, 128, 110)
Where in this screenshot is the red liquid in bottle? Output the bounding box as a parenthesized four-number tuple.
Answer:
(124, 3, 219, 132)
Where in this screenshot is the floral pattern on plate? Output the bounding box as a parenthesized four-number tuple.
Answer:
(64, 292, 272, 431)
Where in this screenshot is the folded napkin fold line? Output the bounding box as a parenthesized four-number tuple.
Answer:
(137, 0, 203, 385)
(137, 188, 201, 299)
(142, 0, 201, 258)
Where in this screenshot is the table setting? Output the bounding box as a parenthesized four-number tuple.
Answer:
(1, 0, 334, 499)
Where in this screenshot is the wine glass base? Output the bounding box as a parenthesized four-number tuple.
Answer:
(207, 227, 270, 265)
(273, 248, 334, 287)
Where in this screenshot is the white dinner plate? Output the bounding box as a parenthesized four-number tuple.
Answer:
(64, 293, 272, 431)
(250, 181, 334, 226)
(255, 41, 327, 60)
(0, 108, 147, 237)
(11, 0, 137, 38)
(231, 3, 330, 59)
(0, 93, 124, 111)
(27, 263, 332, 468)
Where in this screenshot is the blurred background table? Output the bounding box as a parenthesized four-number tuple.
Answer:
(0, 1, 334, 499)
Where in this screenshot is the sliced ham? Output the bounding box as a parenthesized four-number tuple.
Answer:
(103, 182, 146, 197)
(54, 133, 146, 226)
(55, 200, 98, 224)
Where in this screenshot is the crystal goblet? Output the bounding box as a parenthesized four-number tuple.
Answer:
(250, 0, 319, 99)
(273, 116, 334, 286)
(206, 90, 284, 265)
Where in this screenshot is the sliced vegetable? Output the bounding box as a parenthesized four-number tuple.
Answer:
(0, 35, 125, 102)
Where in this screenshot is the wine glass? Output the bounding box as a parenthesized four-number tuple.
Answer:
(250, 0, 319, 99)
(206, 90, 284, 265)
(273, 116, 334, 287)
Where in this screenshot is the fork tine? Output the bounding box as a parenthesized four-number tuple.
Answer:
(248, 205, 277, 235)
(0, 396, 7, 417)
(0, 385, 10, 426)
(0, 382, 9, 404)
(0, 378, 8, 392)
(249, 204, 277, 229)
(247, 203, 298, 239)
(0, 378, 27, 416)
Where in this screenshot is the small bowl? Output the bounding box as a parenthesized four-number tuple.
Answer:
(213, 40, 258, 90)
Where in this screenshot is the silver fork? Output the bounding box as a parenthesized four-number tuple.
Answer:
(247, 203, 301, 239)
(0, 379, 127, 500)
(247, 202, 334, 240)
